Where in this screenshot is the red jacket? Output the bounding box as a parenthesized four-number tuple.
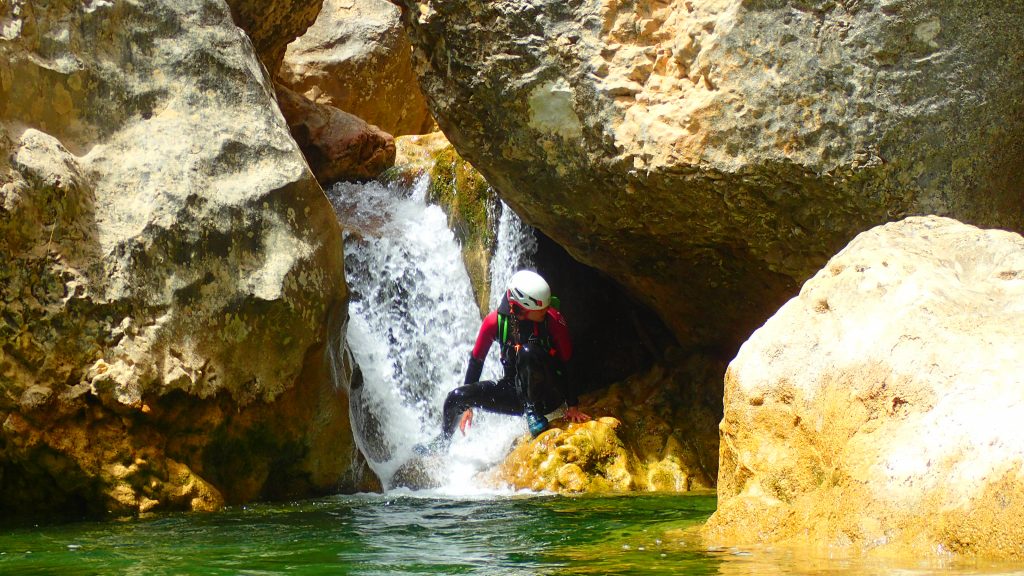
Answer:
(471, 306, 572, 363)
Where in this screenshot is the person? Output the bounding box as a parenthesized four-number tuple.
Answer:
(440, 270, 591, 445)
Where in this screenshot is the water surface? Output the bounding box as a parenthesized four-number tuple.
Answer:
(1, 492, 713, 575)
(4, 492, 1024, 575)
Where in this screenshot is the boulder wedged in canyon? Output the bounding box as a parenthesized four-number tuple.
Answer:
(281, 0, 434, 136)
(703, 216, 1024, 559)
(395, 0, 1024, 353)
(1, 0, 354, 516)
(224, 0, 323, 75)
(276, 82, 396, 184)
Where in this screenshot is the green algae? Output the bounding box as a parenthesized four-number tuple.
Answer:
(426, 147, 497, 316)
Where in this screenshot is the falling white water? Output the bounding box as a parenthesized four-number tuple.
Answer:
(487, 200, 538, 310)
(328, 176, 537, 494)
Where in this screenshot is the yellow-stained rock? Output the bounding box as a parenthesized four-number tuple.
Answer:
(488, 357, 722, 493)
(392, 132, 452, 181)
(491, 419, 633, 493)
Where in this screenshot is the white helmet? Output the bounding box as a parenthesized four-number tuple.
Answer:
(507, 270, 550, 311)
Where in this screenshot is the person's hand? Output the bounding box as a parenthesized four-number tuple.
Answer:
(565, 405, 591, 423)
(459, 409, 473, 435)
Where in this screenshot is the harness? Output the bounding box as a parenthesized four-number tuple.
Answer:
(496, 313, 555, 365)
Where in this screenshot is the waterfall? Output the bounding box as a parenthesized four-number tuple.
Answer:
(487, 198, 538, 311)
(328, 176, 537, 493)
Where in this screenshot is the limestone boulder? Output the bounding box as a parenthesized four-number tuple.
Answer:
(391, 132, 452, 184)
(276, 82, 396, 184)
(0, 0, 354, 517)
(489, 356, 722, 493)
(492, 417, 636, 493)
(280, 0, 434, 136)
(224, 0, 323, 74)
(703, 216, 1024, 559)
(395, 0, 1024, 352)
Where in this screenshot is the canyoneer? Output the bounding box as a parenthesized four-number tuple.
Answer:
(419, 270, 591, 455)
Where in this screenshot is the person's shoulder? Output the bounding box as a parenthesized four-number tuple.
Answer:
(547, 307, 568, 327)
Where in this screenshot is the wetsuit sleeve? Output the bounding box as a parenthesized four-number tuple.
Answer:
(464, 311, 498, 384)
(471, 311, 499, 361)
(547, 309, 579, 407)
(464, 356, 484, 385)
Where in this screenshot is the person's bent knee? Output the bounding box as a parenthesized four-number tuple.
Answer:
(444, 386, 470, 414)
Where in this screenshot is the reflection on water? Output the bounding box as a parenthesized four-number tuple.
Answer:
(2, 492, 1022, 575)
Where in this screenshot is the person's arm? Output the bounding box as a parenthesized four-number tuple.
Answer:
(465, 311, 498, 384)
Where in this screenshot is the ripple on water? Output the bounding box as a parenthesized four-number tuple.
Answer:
(1, 493, 1021, 575)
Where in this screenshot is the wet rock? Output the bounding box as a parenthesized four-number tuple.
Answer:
(491, 418, 634, 493)
(392, 455, 444, 490)
(280, 0, 434, 136)
(387, 132, 496, 314)
(704, 216, 1024, 559)
(1, 0, 355, 517)
(489, 356, 722, 493)
(396, 0, 1024, 354)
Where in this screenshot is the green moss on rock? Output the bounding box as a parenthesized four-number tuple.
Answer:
(427, 146, 496, 315)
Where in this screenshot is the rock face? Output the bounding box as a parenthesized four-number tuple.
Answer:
(280, 0, 434, 136)
(276, 82, 396, 184)
(0, 0, 353, 516)
(396, 0, 1024, 353)
(704, 216, 1024, 559)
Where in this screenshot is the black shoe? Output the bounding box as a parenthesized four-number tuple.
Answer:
(525, 410, 548, 437)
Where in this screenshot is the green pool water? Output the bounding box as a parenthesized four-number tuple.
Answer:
(0, 492, 712, 575)
(2, 491, 1022, 575)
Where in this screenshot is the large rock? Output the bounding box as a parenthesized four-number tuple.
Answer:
(0, 0, 353, 516)
(224, 0, 323, 74)
(703, 216, 1024, 559)
(275, 82, 396, 184)
(489, 355, 723, 493)
(395, 0, 1024, 352)
(281, 0, 434, 136)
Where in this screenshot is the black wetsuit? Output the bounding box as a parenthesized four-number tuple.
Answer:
(441, 294, 576, 439)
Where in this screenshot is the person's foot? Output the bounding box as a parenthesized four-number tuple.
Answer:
(525, 410, 549, 437)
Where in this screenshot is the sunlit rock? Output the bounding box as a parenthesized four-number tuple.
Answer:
(395, 0, 1024, 353)
(276, 82, 396, 184)
(0, 0, 354, 517)
(704, 216, 1024, 559)
(280, 0, 434, 136)
(489, 357, 723, 493)
(491, 418, 634, 493)
(392, 132, 453, 183)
